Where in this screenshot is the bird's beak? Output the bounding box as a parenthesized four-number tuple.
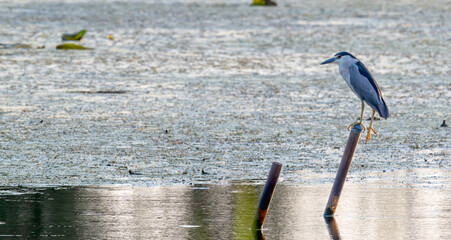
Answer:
(321, 57, 336, 65)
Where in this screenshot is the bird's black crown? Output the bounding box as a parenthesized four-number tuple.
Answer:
(334, 52, 357, 59)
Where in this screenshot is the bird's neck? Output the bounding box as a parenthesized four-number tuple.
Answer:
(338, 59, 358, 80)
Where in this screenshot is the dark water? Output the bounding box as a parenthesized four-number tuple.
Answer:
(0, 181, 449, 239)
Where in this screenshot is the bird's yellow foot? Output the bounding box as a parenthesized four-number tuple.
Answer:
(347, 122, 366, 131)
(365, 127, 378, 144)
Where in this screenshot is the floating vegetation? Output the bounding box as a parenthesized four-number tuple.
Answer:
(69, 90, 127, 94)
(0, 43, 32, 49)
(252, 0, 277, 6)
(56, 43, 92, 50)
(62, 29, 87, 41)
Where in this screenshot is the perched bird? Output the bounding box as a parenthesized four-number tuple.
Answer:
(321, 52, 389, 143)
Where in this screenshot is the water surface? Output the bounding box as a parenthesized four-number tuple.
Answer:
(0, 0, 449, 186)
(1, 170, 449, 239)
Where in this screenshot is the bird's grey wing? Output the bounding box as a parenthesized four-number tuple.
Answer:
(355, 61, 382, 99)
(348, 64, 377, 101)
(349, 63, 389, 118)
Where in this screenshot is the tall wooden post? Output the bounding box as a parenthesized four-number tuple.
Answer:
(324, 124, 363, 216)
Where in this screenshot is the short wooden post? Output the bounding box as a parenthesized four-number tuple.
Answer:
(324, 124, 363, 216)
(253, 162, 283, 229)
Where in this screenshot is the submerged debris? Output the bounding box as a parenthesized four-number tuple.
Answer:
(129, 170, 142, 175)
(366, 117, 380, 121)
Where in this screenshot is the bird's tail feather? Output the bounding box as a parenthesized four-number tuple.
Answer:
(378, 98, 389, 119)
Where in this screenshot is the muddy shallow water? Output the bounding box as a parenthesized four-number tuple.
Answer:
(0, 0, 449, 187)
(0, 169, 450, 239)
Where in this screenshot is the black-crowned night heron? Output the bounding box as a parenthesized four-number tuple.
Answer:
(321, 52, 389, 143)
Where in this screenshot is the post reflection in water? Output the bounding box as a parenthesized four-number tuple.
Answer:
(252, 229, 266, 240)
(324, 216, 341, 240)
(0, 170, 449, 239)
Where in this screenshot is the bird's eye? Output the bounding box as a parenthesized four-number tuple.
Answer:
(337, 55, 342, 59)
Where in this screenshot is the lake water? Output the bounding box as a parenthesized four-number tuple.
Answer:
(0, 0, 449, 238)
(1, 169, 450, 239)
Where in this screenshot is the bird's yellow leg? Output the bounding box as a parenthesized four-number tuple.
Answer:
(365, 110, 378, 144)
(348, 101, 366, 131)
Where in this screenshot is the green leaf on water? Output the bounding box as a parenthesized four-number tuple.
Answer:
(56, 43, 92, 50)
(62, 29, 87, 41)
(252, 0, 266, 5)
(252, 0, 277, 6)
